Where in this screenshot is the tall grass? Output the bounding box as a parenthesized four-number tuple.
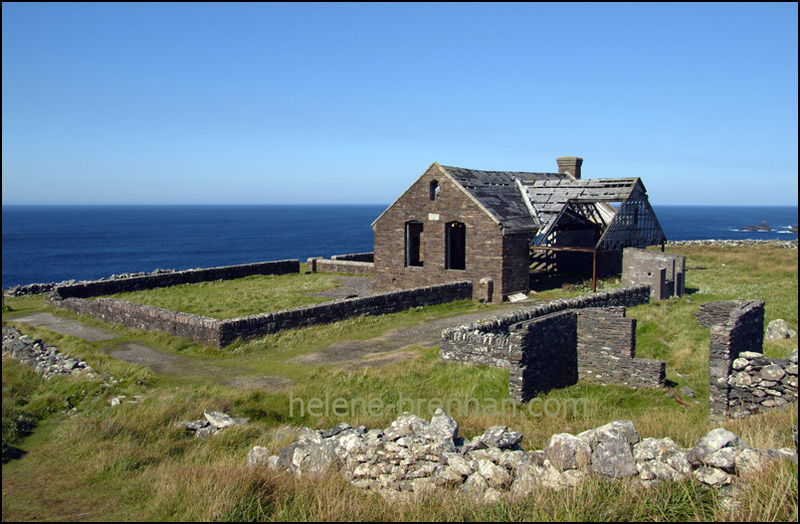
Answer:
(2, 243, 797, 521)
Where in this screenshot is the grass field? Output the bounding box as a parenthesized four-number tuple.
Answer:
(97, 271, 343, 319)
(2, 244, 797, 521)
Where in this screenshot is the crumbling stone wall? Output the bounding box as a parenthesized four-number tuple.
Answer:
(697, 300, 797, 419)
(621, 248, 685, 300)
(440, 285, 664, 401)
(576, 307, 666, 389)
(727, 351, 798, 417)
(697, 300, 764, 418)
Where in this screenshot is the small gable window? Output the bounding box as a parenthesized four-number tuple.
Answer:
(430, 180, 440, 201)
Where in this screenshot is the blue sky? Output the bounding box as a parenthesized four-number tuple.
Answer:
(2, 3, 797, 206)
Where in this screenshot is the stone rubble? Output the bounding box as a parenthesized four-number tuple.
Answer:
(727, 350, 798, 417)
(177, 410, 250, 438)
(2, 326, 97, 380)
(247, 409, 798, 502)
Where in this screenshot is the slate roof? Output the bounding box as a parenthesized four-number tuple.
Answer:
(438, 166, 568, 232)
(374, 162, 663, 248)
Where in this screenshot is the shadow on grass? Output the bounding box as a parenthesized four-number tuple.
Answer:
(2, 443, 28, 463)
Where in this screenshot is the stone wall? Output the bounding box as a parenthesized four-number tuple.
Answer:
(331, 252, 374, 262)
(307, 257, 375, 276)
(697, 300, 798, 419)
(47, 296, 223, 347)
(622, 248, 685, 300)
(576, 307, 666, 389)
(727, 351, 798, 418)
(440, 285, 663, 401)
(697, 300, 765, 419)
(48, 281, 473, 349)
(440, 285, 651, 359)
(508, 311, 578, 402)
(249, 409, 799, 503)
(216, 281, 472, 346)
(52, 259, 300, 299)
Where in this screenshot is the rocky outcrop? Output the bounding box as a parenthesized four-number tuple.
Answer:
(738, 221, 771, 232)
(2, 326, 96, 379)
(247, 410, 797, 502)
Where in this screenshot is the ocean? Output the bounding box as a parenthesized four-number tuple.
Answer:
(2, 205, 797, 289)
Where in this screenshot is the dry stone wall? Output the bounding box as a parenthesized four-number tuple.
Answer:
(248, 409, 798, 503)
(696, 300, 766, 419)
(47, 296, 222, 347)
(47, 278, 472, 348)
(576, 307, 666, 389)
(440, 285, 663, 400)
(308, 257, 375, 276)
(331, 252, 375, 263)
(697, 300, 798, 419)
(727, 351, 798, 417)
(52, 259, 300, 299)
(216, 282, 472, 346)
(508, 311, 578, 401)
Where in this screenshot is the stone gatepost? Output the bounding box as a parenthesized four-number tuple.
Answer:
(306, 257, 321, 272)
(477, 277, 494, 303)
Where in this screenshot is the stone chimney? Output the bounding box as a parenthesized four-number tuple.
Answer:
(556, 157, 583, 179)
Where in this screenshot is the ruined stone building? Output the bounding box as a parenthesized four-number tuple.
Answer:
(371, 157, 666, 302)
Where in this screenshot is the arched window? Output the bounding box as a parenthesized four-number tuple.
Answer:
(445, 221, 466, 270)
(430, 180, 440, 201)
(405, 221, 424, 267)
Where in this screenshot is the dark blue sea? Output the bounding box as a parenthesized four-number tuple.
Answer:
(2, 205, 797, 289)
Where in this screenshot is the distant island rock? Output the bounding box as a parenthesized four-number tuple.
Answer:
(789, 225, 798, 234)
(738, 221, 771, 232)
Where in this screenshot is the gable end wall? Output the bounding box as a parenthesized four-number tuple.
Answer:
(373, 165, 521, 302)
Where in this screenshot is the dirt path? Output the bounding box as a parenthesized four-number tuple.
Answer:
(14, 313, 294, 391)
(290, 303, 527, 368)
(15, 298, 529, 380)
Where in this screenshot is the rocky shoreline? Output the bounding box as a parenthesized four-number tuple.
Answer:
(664, 239, 797, 248)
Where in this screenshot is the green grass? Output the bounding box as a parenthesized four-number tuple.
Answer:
(99, 272, 344, 319)
(2, 243, 798, 521)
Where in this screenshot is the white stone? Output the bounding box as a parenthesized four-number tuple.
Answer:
(477, 458, 512, 489)
(204, 410, 236, 429)
(693, 466, 732, 486)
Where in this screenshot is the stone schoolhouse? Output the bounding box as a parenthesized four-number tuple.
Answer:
(371, 157, 666, 303)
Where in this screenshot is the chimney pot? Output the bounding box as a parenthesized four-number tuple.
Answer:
(557, 157, 583, 179)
